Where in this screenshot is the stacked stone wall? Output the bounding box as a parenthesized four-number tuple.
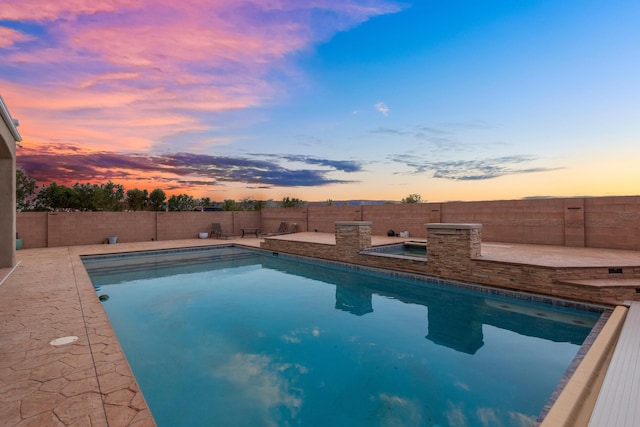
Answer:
(261, 222, 640, 305)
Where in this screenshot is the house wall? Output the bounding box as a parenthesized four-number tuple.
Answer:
(0, 101, 18, 268)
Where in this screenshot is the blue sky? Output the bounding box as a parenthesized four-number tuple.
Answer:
(1, 0, 638, 201)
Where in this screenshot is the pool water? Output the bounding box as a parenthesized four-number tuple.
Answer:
(363, 242, 428, 258)
(83, 246, 600, 427)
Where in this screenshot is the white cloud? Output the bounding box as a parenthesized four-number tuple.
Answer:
(446, 401, 469, 427)
(211, 353, 306, 426)
(375, 101, 390, 116)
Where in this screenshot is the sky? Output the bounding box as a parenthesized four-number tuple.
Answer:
(1, 0, 639, 203)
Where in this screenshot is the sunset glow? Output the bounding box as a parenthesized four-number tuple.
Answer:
(2, 0, 639, 202)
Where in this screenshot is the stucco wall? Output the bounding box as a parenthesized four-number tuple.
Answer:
(15, 195, 640, 250)
(16, 211, 261, 248)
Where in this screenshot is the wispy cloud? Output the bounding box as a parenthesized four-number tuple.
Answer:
(388, 153, 562, 180)
(371, 122, 507, 153)
(374, 101, 389, 116)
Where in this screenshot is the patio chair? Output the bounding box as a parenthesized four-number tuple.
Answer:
(264, 221, 288, 236)
(284, 223, 298, 234)
(210, 222, 232, 239)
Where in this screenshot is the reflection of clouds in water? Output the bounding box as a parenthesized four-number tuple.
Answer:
(454, 381, 470, 391)
(281, 326, 321, 343)
(509, 411, 536, 427)
(477, 406, 537, 427)
(371, 393, 423, 427)
(281, 334, 301, 343)
(477, 407, 500, 426)
(446, 401, 468, 427)
(212, 353, 305, 427)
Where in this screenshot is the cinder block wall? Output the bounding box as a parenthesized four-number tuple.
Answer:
(440, 199, 566, 245)
(16, 211, 262, 248)
(260, 207, 308, 233)
(47, 212, 157, 246)
(15, 195, 640, 250)
(157, 212, 231, 241)
(16, 212, 47, 249)
(308, 206, 362, 232)
(363, 204, 433, 237)
(585, 197, 640, 250)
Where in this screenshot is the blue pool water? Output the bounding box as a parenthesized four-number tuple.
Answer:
(83, 246, 600, 427)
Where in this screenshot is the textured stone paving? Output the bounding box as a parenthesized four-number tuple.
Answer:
(1, 237, 639, 426)
(1, 239, 259, 427)
(0, 246, 152, 426)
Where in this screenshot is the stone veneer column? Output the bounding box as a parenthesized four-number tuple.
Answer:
(335, 221, 372, 261)
(425, 223, 482, 277)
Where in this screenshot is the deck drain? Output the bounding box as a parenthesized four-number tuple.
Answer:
(49, 336, 79, 346)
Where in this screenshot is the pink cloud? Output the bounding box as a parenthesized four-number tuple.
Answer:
(0, 0, 143, 21)
(0, 26, 33, 48)
(2, 0, 401, 163)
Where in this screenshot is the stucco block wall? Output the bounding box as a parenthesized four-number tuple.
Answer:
(363, 204, 432, 237)
(308, 206, 362, 233)
(584, 197, 640, 250)
(47, 212, 157, 246)
(16, 212, 47, 249)
(16, 211, 261, 247)
(156, 211, 261, 240)
(441, 199, 566, 245)
(157, 211, 225, 241)
(564, 199, 586, 247)
(14, 195, 640, 250)
(260, 207, 308, 233)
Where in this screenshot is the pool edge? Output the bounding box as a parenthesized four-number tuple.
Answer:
(537, 305, 627, 427)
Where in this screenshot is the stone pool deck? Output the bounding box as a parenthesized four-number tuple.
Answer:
(1, 236, 640, 426)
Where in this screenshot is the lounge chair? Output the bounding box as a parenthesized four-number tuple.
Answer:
(285, 223, 298, 234)
(264, 222, 288, 236)
(210, 222, 232, 239)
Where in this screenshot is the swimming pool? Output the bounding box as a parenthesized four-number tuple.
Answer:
(83, 246, 601, 427)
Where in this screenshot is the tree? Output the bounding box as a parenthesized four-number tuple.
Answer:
(16, 167, 37, 211)
(126, 188, 148, 211)
(239, 197, 256, 211)
(93, 181, 125, 211)
(71, 182, 97, 211)
(168, 193, 197, 211)
(149, 188, 166, 211)
(401, 193, 422, 204)
(222, 199, 240, 211)
(281, 196, 305, 208)
(35, 182, 76, 211)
